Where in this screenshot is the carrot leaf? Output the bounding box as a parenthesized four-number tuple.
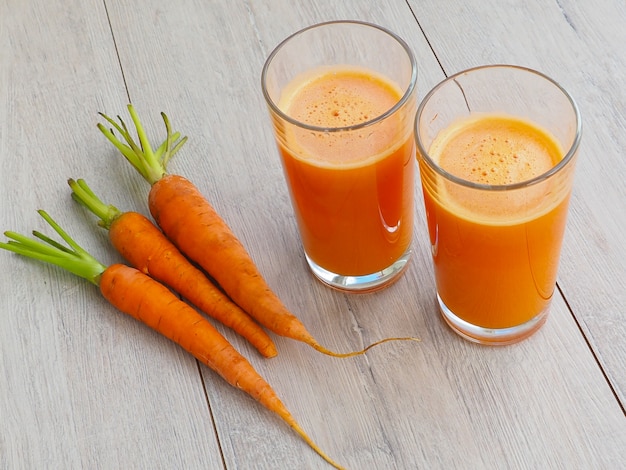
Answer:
(68, 178, 122, 230)
(159, 112, 188, 168)
(98, 104, 188, 185)
(0, 210, 107, 285)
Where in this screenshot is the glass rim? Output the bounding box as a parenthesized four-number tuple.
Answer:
(415, 64, 582, 191)
(261, 20, 418, 133)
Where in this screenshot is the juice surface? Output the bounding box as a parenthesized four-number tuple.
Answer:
(432, 114, 558, 187)
(278, 67, 415, 276)
(422, 114, 571, 329)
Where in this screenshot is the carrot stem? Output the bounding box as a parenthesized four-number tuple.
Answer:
(2, 211, 105, 285)
(97, 105, 187, 185)
(159, 111, 187, 168)
(127, 105, 156, 158)
(69, 178, 122, 229)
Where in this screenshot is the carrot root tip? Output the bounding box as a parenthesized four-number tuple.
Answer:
(310, 336, 421, 358)
(288, 419, 347, 470)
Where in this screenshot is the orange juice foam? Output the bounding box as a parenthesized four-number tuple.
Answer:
(429, 114, 564, 224)
(433, 114, 559, 185)
(279, 66, 407, 166)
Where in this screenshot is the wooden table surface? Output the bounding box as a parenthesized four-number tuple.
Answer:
(1, 1, 624, 469)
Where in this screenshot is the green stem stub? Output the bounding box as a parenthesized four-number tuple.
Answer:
(0, 210, 107, 285)
(68, 178, 122, 230)
(98, 104, 188, 185)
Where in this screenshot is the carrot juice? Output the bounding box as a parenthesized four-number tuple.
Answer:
(420, 114, 574, 336)
(276, 66, 416, 280)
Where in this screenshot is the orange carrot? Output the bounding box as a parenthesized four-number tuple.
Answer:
(0, 210, 345, 469)
(68, 178, 277, 358)
(98, 105, 419, 357)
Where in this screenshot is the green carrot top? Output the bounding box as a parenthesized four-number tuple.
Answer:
(68, 178, 123, 230)
(98, 105, 188, 185)
(0, 210, 106, 285)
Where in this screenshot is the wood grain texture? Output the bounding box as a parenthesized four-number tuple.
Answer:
(1, 0, 624, 469)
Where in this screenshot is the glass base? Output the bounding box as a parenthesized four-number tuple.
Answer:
(437, 293, 549, 345)
(305, 247, 412, 293)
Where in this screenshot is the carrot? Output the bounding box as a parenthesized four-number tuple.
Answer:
(0, 210, 345, 469)
(98, 105, 420, 357)
(68, 177, 277, 358)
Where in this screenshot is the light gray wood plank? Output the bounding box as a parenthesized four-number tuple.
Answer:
(0, 0, 223, 468)
(103, 0, 626, 468)
(407, 0, 626, 406)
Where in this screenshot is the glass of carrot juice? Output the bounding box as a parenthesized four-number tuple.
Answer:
(262, 21, 418, 292)
(415, 65, 581, 345)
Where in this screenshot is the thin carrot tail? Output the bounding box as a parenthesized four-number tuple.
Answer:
(283, 413, 347, 470)
(279, 315, 420, 358)
(259, 393, 346, 470)
(306, 336, 421, 358)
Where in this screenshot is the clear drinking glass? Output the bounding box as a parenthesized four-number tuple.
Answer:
(262, 21, 418, 292)
(415, 65, 581, 344)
